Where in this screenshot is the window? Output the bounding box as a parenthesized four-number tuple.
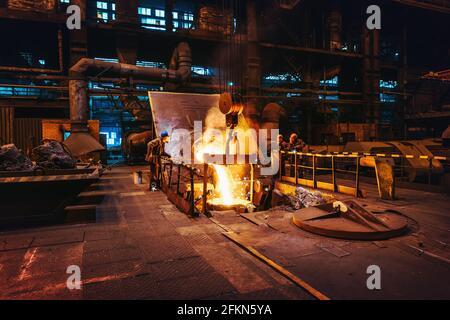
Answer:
(263, 73, 300, 83)
(183, 13, 193, 21)
(138, 7, 194, 31)
(138, 7, 151, 16)
(96, 1, 115, 22)
(97, 1, 107, 9)
(380, 93, 396, 103)
(191, 66, 215, 77)
(320, 76, 338, 87)
(136, 61, 166, 68)
(379, 80, 397, 89)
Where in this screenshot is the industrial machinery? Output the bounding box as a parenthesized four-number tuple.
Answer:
(292, 200, 408, 240)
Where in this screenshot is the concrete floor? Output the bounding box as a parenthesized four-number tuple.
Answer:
(0, 166, 449, 300)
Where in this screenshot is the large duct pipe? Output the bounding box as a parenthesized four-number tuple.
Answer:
(65, 42, 192, 157)
(69, 42, 192, 83)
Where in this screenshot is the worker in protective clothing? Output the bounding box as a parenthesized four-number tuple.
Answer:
(288, 133, 309, 152)
(278, 134, 289, 151)
(146, 130, 170, 190)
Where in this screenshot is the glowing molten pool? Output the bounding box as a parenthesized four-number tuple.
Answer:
(195, 134, 250, 208)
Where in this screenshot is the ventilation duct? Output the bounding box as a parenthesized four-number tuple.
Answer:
(64, 42, 192, 157)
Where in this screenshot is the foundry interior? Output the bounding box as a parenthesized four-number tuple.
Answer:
(0, 0, 449, 300)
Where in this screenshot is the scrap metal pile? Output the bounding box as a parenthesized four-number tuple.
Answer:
(31, 140, 75, 169)
(0, 144, 33, 171)
(272, 186, 327, 211)
(289, 186, 326, 209)
(0, 141, 75, 171)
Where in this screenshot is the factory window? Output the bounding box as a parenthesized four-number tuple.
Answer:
(138, 7, 151, 16)
(89, 80, 115, 90)
(183, 13, 194, 21)
(379, 80, 397, 89)
(136, 84, 162, 92)
(318, 95, 339, 100)
(155, 9, 165, 17)
(97, 2, 107, 9)
(191, 66, 215, 77)
(100, 130, 122, 147)
(380, 93, 396, 103)
(96, 1, 116, 22)
(320, 76, 338, 87)
(263, 73, 300, 84)
(141, 18, 165, 30)
(94, 57, 119, 63)
(137, 7, 194, 31)
(0, 86, 41, 97)
(136, 61, 167, 68)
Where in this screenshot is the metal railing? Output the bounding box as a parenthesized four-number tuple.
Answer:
(158, 156, 213, 217)
(280, 149, 450, 196)
(279, 151, 361, 197)
(157, 155, 256, 216)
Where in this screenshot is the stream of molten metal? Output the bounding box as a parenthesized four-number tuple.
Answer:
(195, 135, 248, 206)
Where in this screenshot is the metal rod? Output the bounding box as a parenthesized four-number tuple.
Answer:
(202, 162, 208, 216)
(312, 154, 317, 189)
(294, 152, 298, 186)
(332, 155, 337, 192)
(428, 158, 432, 185)
(190, 167, 196, 216)
(279, 150, 283, 181)
(250, 163, 254, 203)
(355, 156, 360, 197)
(168, 161, 173, 190)
(176, 164, 181, 195)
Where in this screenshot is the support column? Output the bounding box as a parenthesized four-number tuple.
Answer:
(361, 25, 372, 125)
(361, 21, 380, 139)
(245, 0, 261, 126)
(371, 29, 381, 138)
(328, 3, 342, 50)
(399, 23, 408, 139)
(69, 0, 88, 66)
(165, 0, 174, 32)
(115, 0, 138, 25)
(115, 0, 138, 64)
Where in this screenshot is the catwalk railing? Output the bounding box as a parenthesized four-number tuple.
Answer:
(279, 150, 450, 198)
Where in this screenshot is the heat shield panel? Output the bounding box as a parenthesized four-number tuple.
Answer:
(148, 92, 223, 159)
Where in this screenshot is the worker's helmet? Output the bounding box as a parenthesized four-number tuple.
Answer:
(161, 130, 169, 138)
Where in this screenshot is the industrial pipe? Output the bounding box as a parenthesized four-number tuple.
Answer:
(69, 42, 191, 83)
(64, 42, 192, 157)
(68, 41, 191, 122)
